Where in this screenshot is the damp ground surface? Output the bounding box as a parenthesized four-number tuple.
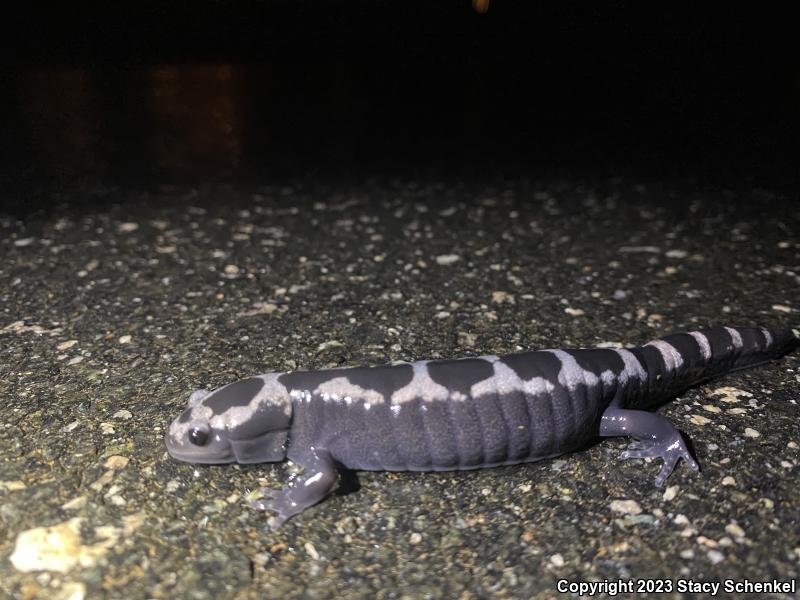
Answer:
(0, 176, 798, 599)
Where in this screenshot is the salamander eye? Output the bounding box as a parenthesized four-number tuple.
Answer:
(189, 424, 210, 446)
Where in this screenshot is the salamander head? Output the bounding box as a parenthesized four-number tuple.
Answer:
(165, 375, 292, 465)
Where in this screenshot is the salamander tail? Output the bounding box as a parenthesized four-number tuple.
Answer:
(728, 325, 799, 372)
(625, 325, 798, 408)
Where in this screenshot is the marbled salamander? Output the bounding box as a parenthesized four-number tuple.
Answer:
(166, 326, 799, 526)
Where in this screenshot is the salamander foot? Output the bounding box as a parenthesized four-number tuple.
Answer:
(620, 432, 699, 487)
(601, 406, 700, 487)
(250, 448, 338, 527)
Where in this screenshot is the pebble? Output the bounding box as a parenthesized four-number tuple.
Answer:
(67, 356, 84, 366)
(104, 455, 129, 470)
(2, 321, 39, 334)
(665, 249, 689, 258)
(317, 340, 345, 352)
(673, 514, 690, 525)
(0, 480, 26, 491)
(409, 532, 422, 545)
(663, 485, 679, 501)
(55, 582, 86, 600)
(14, 237, 36, 247)
(61, 421, 80, 433)
(725, 523, 745, 538)
(304, 542, 320, 560)
(10, 518, 105, 573)
(224, 264, 240, 275)
(549, 554, 565, 567)
(61, 497, 87, 511)
(458, 331, 477, 348)
(118, 335, 132, 344)
(721, 476, 736, 486)
(107, 494, 126, 507)
(492, 291, 513, 304)
(624, 514, 658, 527)
(618, 245, 661, 253)
(12, 514, 146, 574)
(707, 550, 725, 564)
(520, 530, 535, 544)
(564, 307, 585, 316)
(710, 386, 752, 403)
(610, 499, 642, 515)
(238, 302, 278, 317)
(435, 254, 461, 265)
(57, 340, 78, 351)
(595, 341, 622, 348)
(744, 428, 761, 438)
(771, 304, 793, 313)
(90, 471, 115, 491)
(113, 409, 133, 420)
(117, 222, 139, 233)
(696, 535, 717, 548)
(690, 415, 711, 426)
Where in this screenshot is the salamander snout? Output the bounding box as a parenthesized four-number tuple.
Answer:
(165, 411, 235, 464)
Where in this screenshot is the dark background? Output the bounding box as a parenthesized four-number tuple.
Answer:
(1, 6, 799, 597)
(1, 1, 798, 197)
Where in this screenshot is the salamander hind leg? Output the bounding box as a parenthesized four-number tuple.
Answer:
(251, 448, 338, 528)
(600, 407, 700, 487)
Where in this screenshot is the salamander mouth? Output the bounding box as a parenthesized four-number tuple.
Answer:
(164, 431, 235, 464)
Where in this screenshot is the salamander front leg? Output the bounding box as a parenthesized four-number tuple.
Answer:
(600, 406, 700, 487)
(251, 448, 338, 528)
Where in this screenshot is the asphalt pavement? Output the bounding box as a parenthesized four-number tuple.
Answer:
(0, 176, 798, 599)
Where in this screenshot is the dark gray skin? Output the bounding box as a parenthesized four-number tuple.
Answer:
(166, 325, 799, 526)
